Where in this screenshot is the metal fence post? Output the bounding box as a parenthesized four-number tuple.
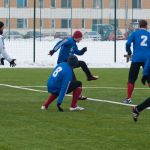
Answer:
(33, 0, 36, 63)
(114, 0, 116, 62)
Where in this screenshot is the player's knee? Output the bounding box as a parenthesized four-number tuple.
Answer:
(77, 81, 82, 87)
(128, 80, 135, 84)
(79, 60, 86, 66)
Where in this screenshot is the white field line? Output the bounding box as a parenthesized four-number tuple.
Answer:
(1, 83, 150, 109)
(10, 85, 150, 90)
(0, 83, 137, 107)
(0, 83, 47, 93)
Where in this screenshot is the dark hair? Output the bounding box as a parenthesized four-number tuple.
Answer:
(139, 20, 147, 28)
(0, 21, 4, 29)
(67, 55, 78, 67)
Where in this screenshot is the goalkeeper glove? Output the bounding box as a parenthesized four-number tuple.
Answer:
(82, 47, 87, 53)
(48, 50, 55, 56)
(0, 58, 5, 65)
(10, 59, 16, 67)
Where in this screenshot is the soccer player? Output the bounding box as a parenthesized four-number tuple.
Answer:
(49, 30, 99, 100)
(123, 20, 150, 104)
(132, 57, 150, 122)
(49, 30, 99, 81)
(0, 21, 16, 67)
(41, 55, 84, 112)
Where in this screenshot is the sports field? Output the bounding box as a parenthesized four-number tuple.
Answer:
(0, 68, 150, 150)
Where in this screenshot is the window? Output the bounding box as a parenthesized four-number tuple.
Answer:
(51, 19, 55, 28)
(82, 0, 85, 8)
(82, 19, 85, 28)
(51, 0, 55, 8)
(132, 19, 139, 23)
(109, 19, 118, 27)
(61, 0, 71, 8)
(93, 0, 102, 8)
(132, 0, 141, 8)
(4, 0, 9, 7)
(39, 19, 43, 28)
(17, 19, 27, 28)
(110, 0, 119, 8)
(92, 19, 102, 27)
(61, 19, 71, 28)
(6, 18, 9, 28)
(39, 0, 44, 8)
(17, 0, 27, 8)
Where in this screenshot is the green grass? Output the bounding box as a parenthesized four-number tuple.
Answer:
(0, 68, 150, 150)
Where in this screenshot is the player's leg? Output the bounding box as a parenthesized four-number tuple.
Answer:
(41, 85, 58, 110)
(67, 81, 84, 111)
(75, 60, 99, 81)
(147, 75, 150, 87)
(132, 97, 150, 122)
(123, 62, 141, 104)
(0, 55, 5, 65)
(141, 61, 150, 87)
(72, 70, 87, 100)
(41, 93, 58, 110)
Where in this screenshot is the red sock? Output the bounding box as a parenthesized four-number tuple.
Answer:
(43, 94, 57, 109)
(127, 83, 134, 99)
(148, 83, 150, 87)
(71, 87, 82, 108)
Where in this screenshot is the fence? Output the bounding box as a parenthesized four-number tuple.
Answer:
(0, 0, 149, 67)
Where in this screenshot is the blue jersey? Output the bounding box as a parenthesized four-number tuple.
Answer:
(52, 37, 85, 64)
(47, 62, 73, 104)
(126, 29, 150, 62)
(143, 57, 150, 76)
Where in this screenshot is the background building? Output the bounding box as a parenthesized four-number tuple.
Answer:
(0, 0, 150, 35)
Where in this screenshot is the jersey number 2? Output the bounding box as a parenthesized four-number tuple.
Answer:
(53, 67, 62, 77)
(140, 35, 148, 46)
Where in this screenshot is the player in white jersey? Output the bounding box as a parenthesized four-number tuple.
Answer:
(0, 21, 16, 67)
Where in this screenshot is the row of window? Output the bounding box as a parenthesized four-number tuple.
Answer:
(5, 18, 120, 29)
(4, 0, 142, 8)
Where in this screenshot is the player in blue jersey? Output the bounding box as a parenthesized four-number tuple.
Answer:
(49, 30, 99, 100)
(49, 30, 99, 81)
(132, 57, 150, 122)
(123, 20, 150, 104)
(41, 55, 84, 112)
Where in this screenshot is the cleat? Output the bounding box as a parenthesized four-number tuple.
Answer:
(87, 75, 99, 81)
(57, 104, 64, 112)
(122, 98, 132, 104)
(132, 106, 139, 122)
(41, 105, 47, 110)
(70, 106, 85, 111)
(78, 95, 87, 100)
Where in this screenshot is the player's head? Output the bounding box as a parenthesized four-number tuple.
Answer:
(139, 20, 148, 29)
(73, 30, 83, 43)
(0, 21, 4, 34)
(67, 55, 78, 68)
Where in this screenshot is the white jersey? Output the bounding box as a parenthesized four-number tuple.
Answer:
(0, 35, 12, 62)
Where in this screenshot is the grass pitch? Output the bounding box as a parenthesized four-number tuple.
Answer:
(0, 68, 150, 150)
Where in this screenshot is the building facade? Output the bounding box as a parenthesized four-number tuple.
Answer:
(0, 0, 149, 34)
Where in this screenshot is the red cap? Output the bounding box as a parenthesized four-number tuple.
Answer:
(73, 30, 83, 39)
